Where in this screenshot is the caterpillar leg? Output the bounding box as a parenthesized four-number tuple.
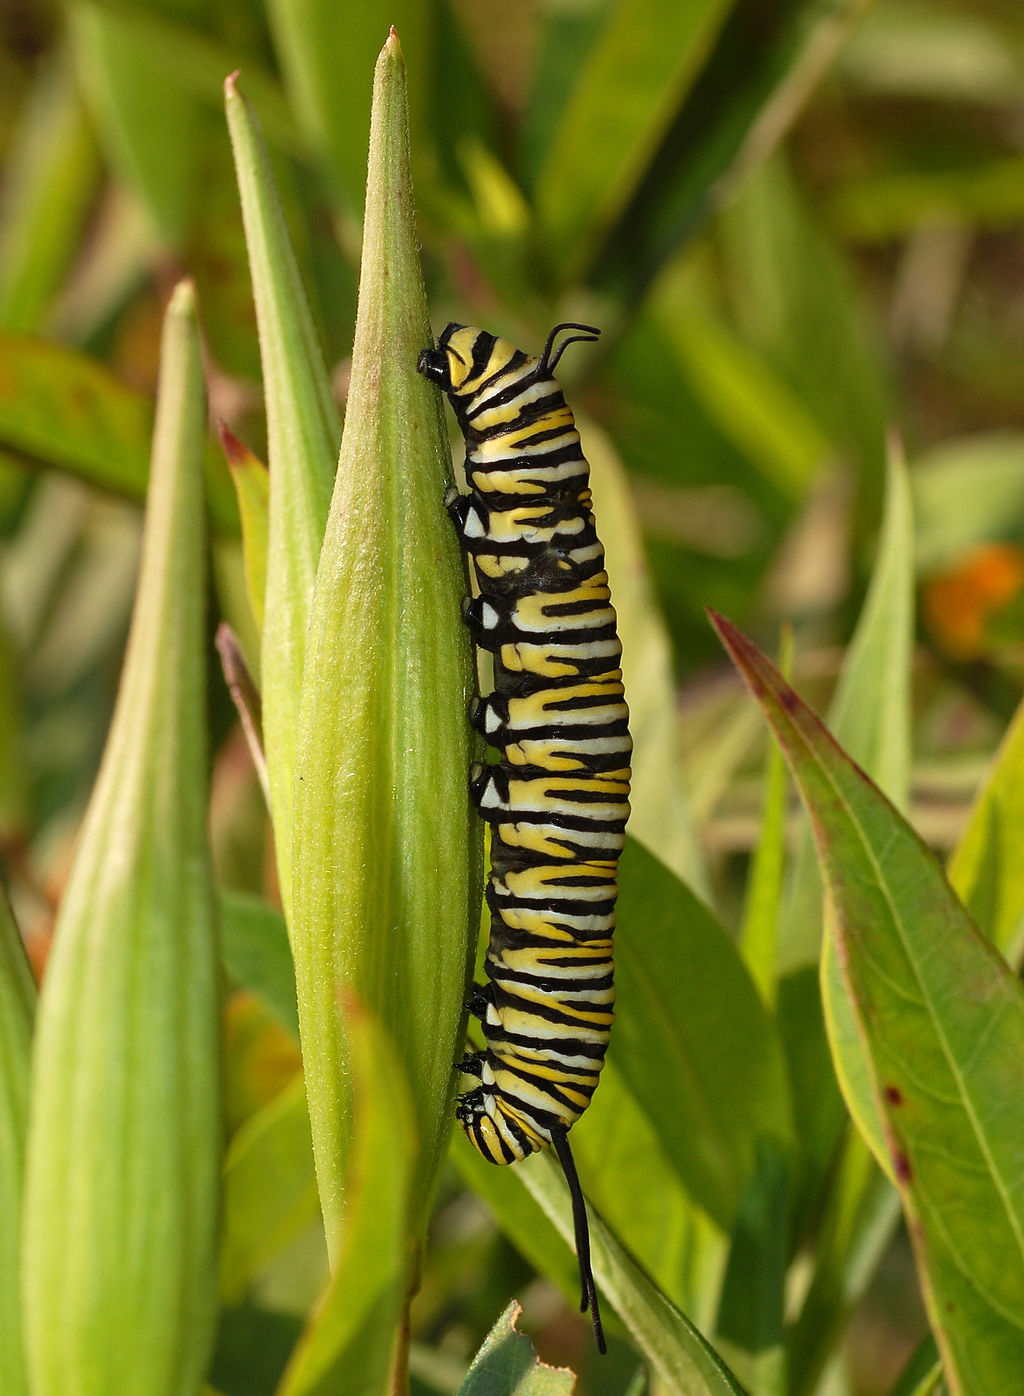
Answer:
(456, 1051, 485, 1078)
(465, 982, 492, 1020)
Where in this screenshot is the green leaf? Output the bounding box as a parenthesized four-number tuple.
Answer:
(0, 891, 34, 1396)
(712, 613, 1024, 1395)
(911, 433, 1024, 573)
(275, 1001, 416, 1396)
(220, 1072, 320, 1306)
(738, 626, 792, 1006)
(713, 1139, 789, 1396)
(779, 447, 914, 1227)
(221, 424, 270, 635)
(219, 890, 297, 1038)
(22, 282, 222, 1395)
(289, 31, 479, 1247)
(591, 0, 875, 303)
(69, 0, 205, 246)
(0, 333, 238, 531)
(719, 152, 890, 479)
(457, 1301, 576, 1396)
(0, 47, 100, 333)
(532, 0, 734, 283)
(613, 839, 793, 1231)
(225, 72, 339, 918)
(519, 1150, 750, 1395)
(948, 693, 1024, 962)
(819, 447, 915, 1164)
(265, 1, 433, 218)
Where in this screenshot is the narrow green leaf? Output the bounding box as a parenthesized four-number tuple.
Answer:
(519, 1150, 751, 1395)
(225, 72, 339, 918)
(655, 280, 831, 504)
(0, 891, 34, 1396)
(592, 0, 874, 303)
(22, 281, 222, 1395)
(275, 1001, 416, 1396)
(713, 613, 1024, 1395)
(221, 424, 270, 634)
(69, 0, 204, 246)
(266, 0, 432, 217)
(219, 890, 297, 1038)
(948, 693, 1024, 962)
(719, 152, 890, 479)
(613, 839, 792, 1231)
(738, 625, 792, 1006)
(0, 47, 100, 333)
(290, 31, 479, 1246)
(0, 332, 238, 530)
(457, 1301, 575, 1396)
(533, 0, 733, 282)
(220, 1072, 319, 1305)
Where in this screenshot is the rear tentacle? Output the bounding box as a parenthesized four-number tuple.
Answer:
(551, 1126, 606, 1354)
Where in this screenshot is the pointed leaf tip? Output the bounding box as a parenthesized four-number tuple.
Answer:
(168, 279, 196, 315)
(224, 70, 240, 98)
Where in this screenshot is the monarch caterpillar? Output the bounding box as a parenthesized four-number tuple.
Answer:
(418, 322, 631, 1353)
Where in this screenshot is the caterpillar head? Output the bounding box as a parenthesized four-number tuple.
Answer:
(417, 323, 474, 393)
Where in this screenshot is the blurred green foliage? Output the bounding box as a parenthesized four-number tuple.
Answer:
(3, 1, 1024, 1393)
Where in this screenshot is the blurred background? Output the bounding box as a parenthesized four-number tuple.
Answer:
(1, 0, 1022, 1391)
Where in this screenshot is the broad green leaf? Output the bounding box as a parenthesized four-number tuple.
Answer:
(0, 891, 34, 1396)
(819, 448, 915, 1165)
(221, 425, 270, 635)
(0, 333, 237, 530)
(948, 693, 1024, 963)
(519, 1150, 750, 1395)
(23, 282, 221, 1396)
(0, 48, 100, 333)
(220, 1072, 319, 1305)
(289, 32, 479, 1247)
(584, 417, 709, 897)
(275, 1002, 416, 1396)
(69, 0, 205, 246)
(573, 1059, 715, 1318)
(713, 613, 1024, 1395)
(613, 839, 792, 1231)
(219, 891, 297, 1039)
(713, 1140, 789, 1396)
(533, 0, 734, 283)
(779, 448, 914, 1235)
(457, 1302, 575, 1396)
(451, 1137, 582, 1313)
(912, 433, 1024, 573)
(225, 72, 339, 919)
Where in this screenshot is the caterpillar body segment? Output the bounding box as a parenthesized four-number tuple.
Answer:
(418, 321, 630, 1354)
